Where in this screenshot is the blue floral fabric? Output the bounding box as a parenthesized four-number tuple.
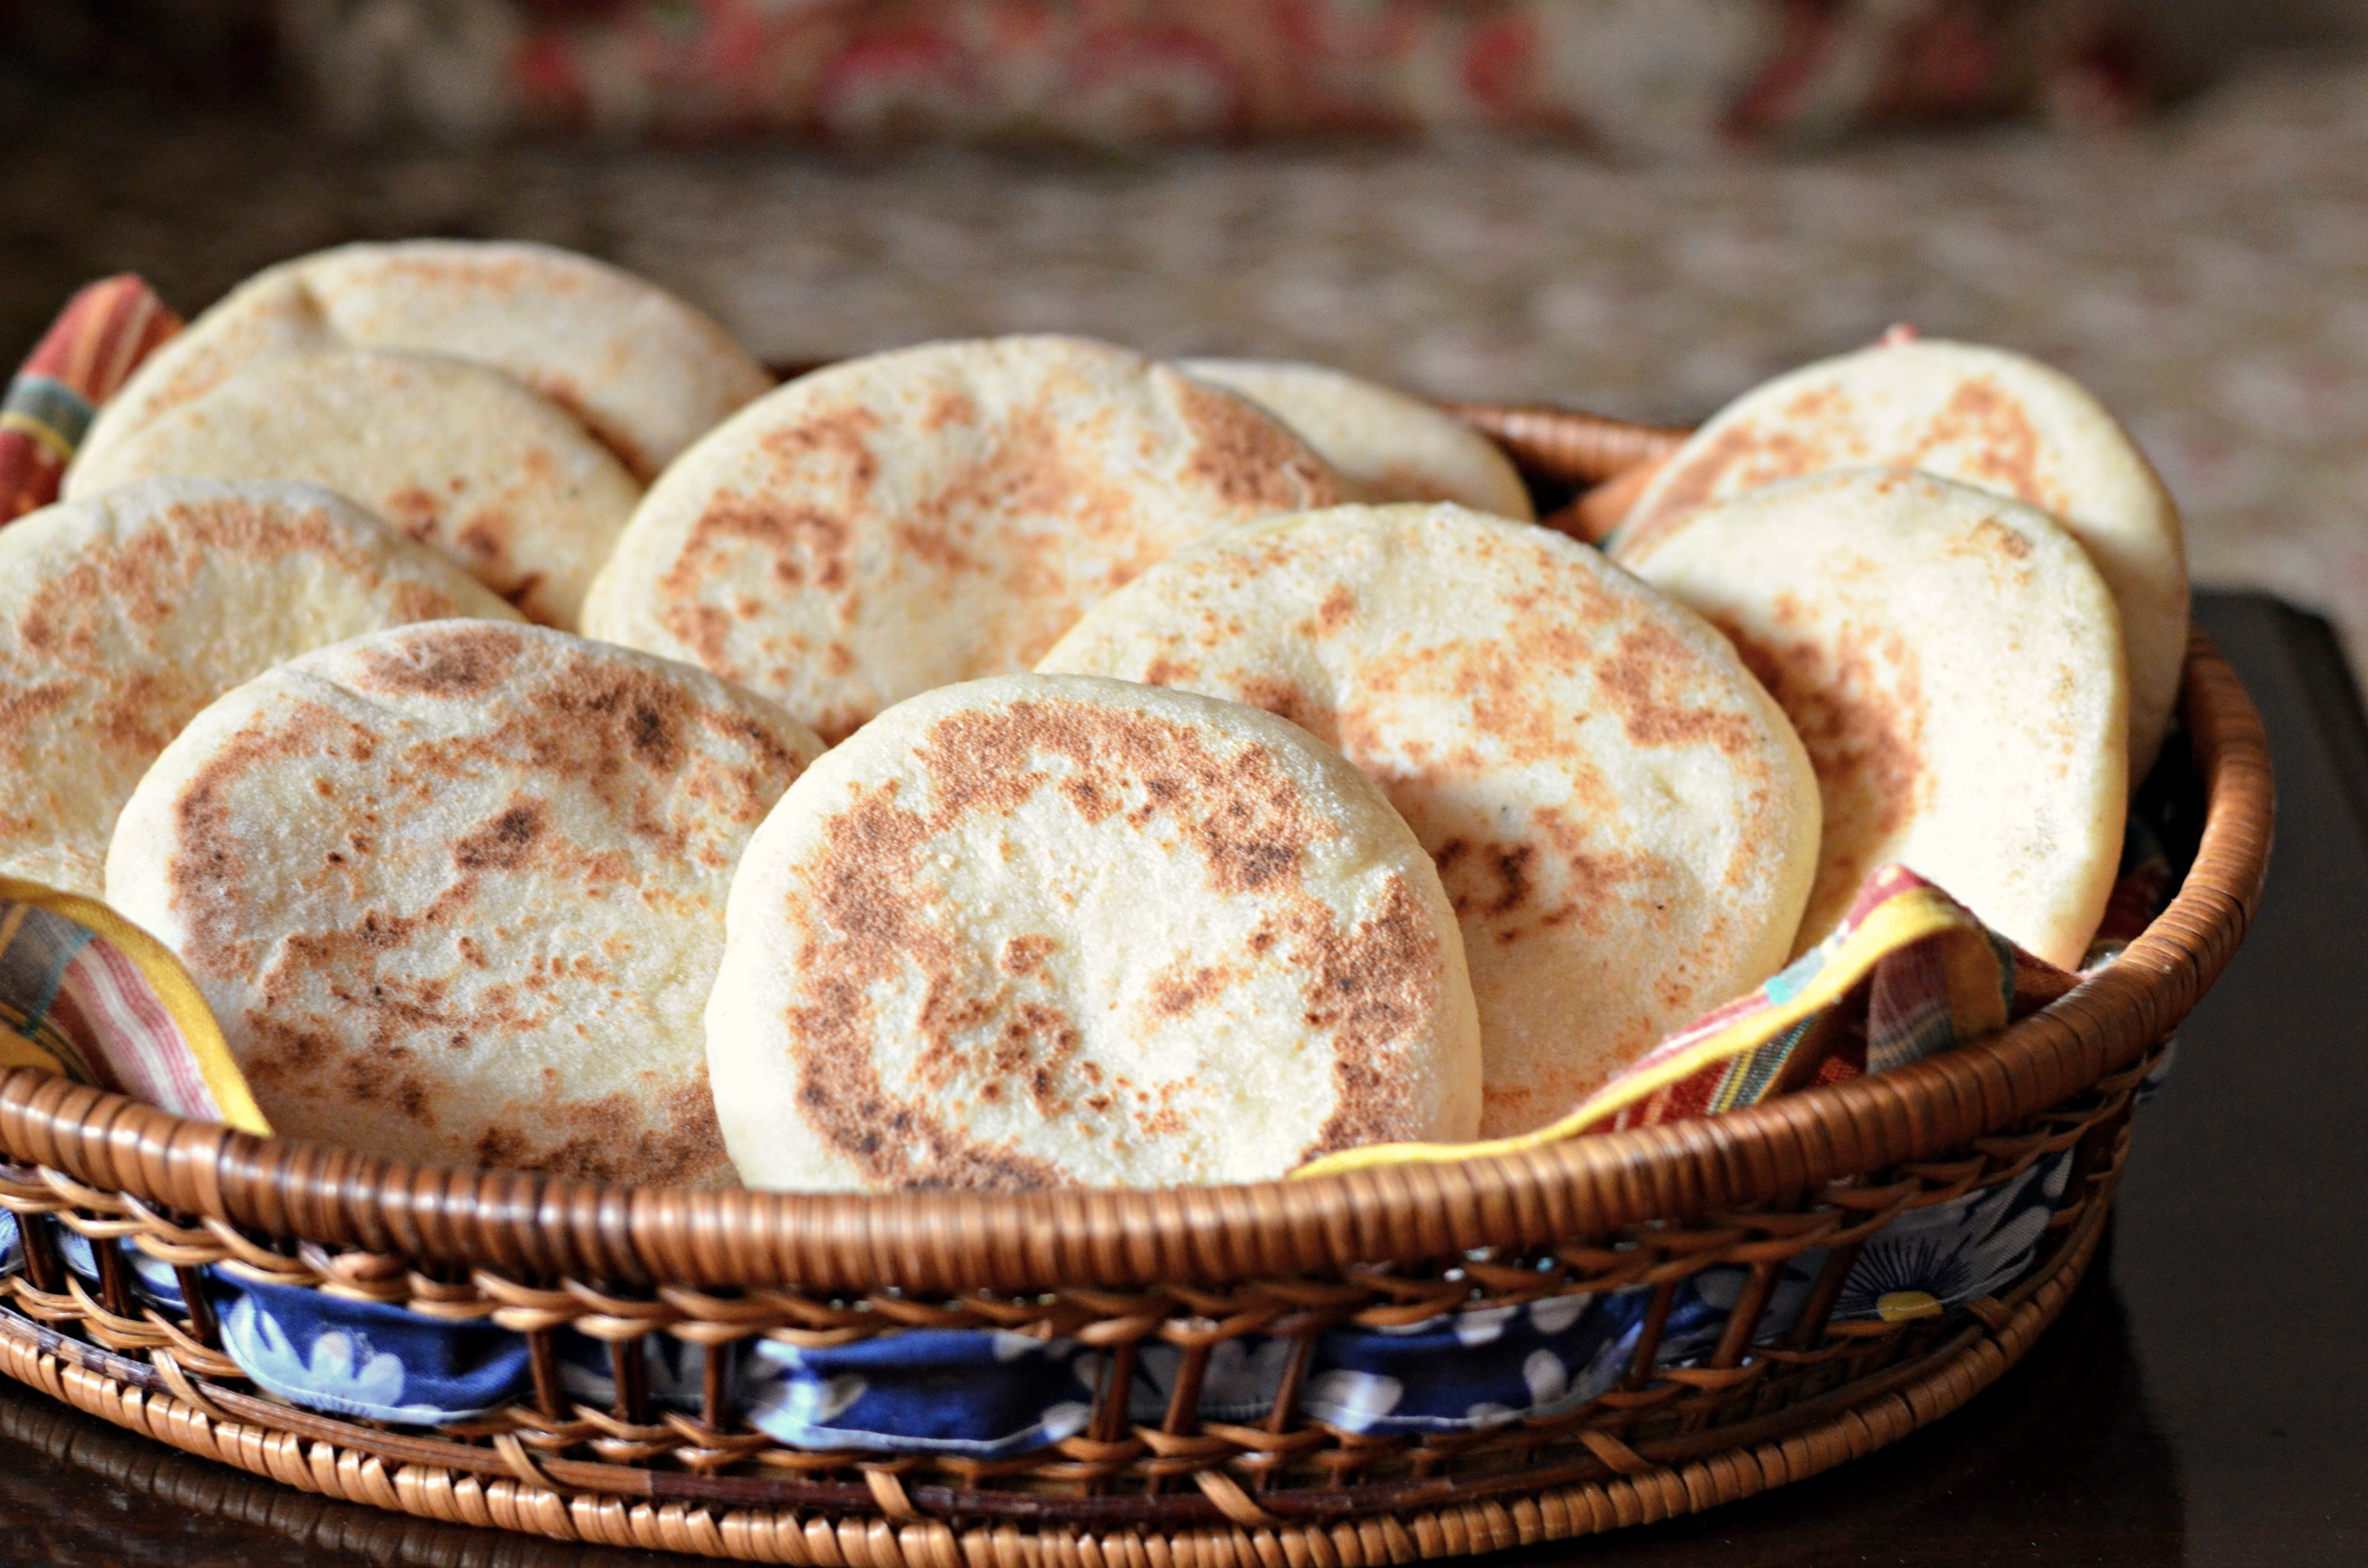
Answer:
(0, 1147, 2077, 1439)
(216, 1275, 530, 1424)
(1297, 1294, 1652, 1434)
(745, 1329, 1093, 1456)
(57, 1228, 184, 1308)
(0, 1144, 2078, 1441)
(558, 1328, 712, 1412)
(1830, 1148, 2071, 1320)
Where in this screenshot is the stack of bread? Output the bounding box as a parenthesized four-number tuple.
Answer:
(0, 241, 2185, 1192)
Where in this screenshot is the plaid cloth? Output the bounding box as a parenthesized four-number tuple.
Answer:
(0, 274, 180, 526)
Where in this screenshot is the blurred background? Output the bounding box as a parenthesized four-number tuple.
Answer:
(4, 0, 2365, 668)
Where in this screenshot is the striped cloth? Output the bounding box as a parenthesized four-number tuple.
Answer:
(0, 878, 267, 1133)
(0, 275, 181, 525)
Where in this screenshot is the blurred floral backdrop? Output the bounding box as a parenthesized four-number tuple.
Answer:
(2, 6, 2365, 676)
(265, 0, 2155, 149)
(0, 1, 2190, 147)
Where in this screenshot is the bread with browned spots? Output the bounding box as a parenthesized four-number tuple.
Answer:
(706, 673, 1479, 1190)
(1041, 503, 1819, 1136)
(580, 336, 1342, 742)
(1177, 358, 1534, 520)
(1610, 338, 2185, 782)
(105, 621, 824, 1184)
(71, 239, 771, 484)
(1616, 469, 2127, 970)
(64, 348, 642, 629)
(0, 478, 521, 900)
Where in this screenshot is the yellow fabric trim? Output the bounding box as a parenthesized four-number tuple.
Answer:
(0, 410, 75, 464)
(0, 875, 270, 1136)
(0, 1025, 70, 1079)
(1295, 887, 1999, 1179)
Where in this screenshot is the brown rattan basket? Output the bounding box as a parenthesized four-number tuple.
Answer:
(0, 407, 2272, 1564)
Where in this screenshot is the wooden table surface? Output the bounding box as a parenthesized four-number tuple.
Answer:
(0, 590, 2358, 1567)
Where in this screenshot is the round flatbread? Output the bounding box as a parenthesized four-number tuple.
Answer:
(1611, 337, 2186, 782)
(1177, 358, 1534, 520)
(72, 239, 772, 483)
(0, 479, 521, 900)
(581, 336, 1343, 742)
(706, 673, 1480, 1190)
(64, 348, 642, 629)
(1041, 503, 1819, 1136)
(1616, 469, 2128, 971)
(106, 621, 824, 1184)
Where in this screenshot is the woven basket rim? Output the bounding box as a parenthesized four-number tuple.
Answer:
(0, 405, 2275, 1296)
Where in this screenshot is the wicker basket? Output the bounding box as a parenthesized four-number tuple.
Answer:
(0, 407, 2272, 1564)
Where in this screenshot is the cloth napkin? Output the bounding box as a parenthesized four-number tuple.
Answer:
(0, 878, 266, 1132)
(0, 275, 179, 525)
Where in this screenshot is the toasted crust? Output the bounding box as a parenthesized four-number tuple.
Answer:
(0, 479, 520, 897)
(65, 348, 642, 629)
(582, 336, 1343, 742)
(1618, 469, 2128, 970)
(1613, 338, 2186, 782)
(1177, 359, 1534, 520)
(105, 622, 824, 1185)
(1041, 503, 1820, 1136)
(71, 240, 771, 483)
(706, 674, 1480, 1191)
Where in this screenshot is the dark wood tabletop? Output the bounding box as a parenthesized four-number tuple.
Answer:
(0, 590, 2358, 1568)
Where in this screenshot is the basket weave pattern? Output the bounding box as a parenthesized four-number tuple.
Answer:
(0, 411, 2273, 1562)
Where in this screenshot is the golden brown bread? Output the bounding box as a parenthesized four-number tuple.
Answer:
(106, 621, 825, 1184)
(583, 336, 1343, 741)
(0, 478, 521, 897)
(706, 673, 1481, 1190)
(1042, 503, 1821, 1136)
